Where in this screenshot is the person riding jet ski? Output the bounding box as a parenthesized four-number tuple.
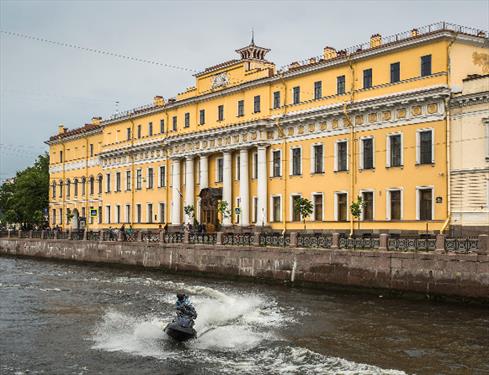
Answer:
(164, 292, 197, 341)
(175, 292, 197, 325)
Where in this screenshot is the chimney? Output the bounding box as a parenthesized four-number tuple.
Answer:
(289, 61, 301, 69)
(309, 57, 317, 64)
(323, 46, 337, 60)
(153, 95, 165, 107)
(370, 34, 382, 48)
(91, 116, 102, 125)
(411, 28, 419, 37)
(58, 124, 67, 135)
(477, 31, 486, 38)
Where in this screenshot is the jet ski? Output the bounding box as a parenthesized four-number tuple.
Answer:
(164, 314, 197, 341)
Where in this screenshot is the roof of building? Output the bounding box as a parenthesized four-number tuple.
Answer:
(48, 123, 101, 142)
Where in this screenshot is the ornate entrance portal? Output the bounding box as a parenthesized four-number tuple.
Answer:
(199, 188, 222, 232)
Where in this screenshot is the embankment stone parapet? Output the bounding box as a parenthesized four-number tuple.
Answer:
(1, 238, 488, 301)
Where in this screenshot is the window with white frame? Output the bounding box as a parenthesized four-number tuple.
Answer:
(252, 197, 258, 223)
(159, 166, 166, 187)
(115, 172, 121, 192)
(361, 191, 374, 220)
(387, 189, 402, 220)
(272, 150, 281, 177)
(126, 171, 131, 191)
(147, 203, 153, 223)
(387, 133, 403, 167)
(291, 147, 302, 176)
(147, 168, 154, 189)
(136, 204, 142, 223)
(312, 144, 324, 173)
(417, 187, 433, 220)
(116, 205, 121, 224)
(252, 151, 258, 179)
(235, 155, 240, 180)
(417, 129, 434, 164)
(291, 194, 301, 221)
(335, 192, 348, 221)
(105, 173, 111, 193)
(159, 203, 165, 223)
(313, 193, 323, 221)
(335, 141, 348, 171)
(136, 169, 142, 190)
(271, 196, 281, 222)
(125, 204, 131, 223)
(216, 157, 223, 182)
(361, 137, 374, 170)
(105, 205, 111, 224)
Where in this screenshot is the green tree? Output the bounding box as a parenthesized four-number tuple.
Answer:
(0, 153, 49, 228)
(350, 196, 365, 235)
(293, 197, 313, 230)
(217, 200, 230, 224)
(184, 204, 195, 225)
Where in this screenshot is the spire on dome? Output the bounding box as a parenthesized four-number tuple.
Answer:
(236, 33, 270, 61)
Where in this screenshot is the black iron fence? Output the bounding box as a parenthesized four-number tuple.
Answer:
(190, 233, 217, 245)
(297, 233, 333, 248)
(259, 232, 291, 247)
(222, 232, 254, 246)
(444, 238, 479, 253)
(387, 237, 437, 252)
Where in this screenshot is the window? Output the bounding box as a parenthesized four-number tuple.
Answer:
(273, 91, 280, 109)
(313, 144, 324, 173)
(388, 134, 402, 167)
(313, 194, 323, 221)
(337, 193, 348, 221)
(252, 197, 258, 223)
(116, 205, 121, 224)
(148, 122, 153, 136)
(106, 173, 111, 193)
(336, 141, 348, 171)
(81, 207, 85, 219)
(272, 150, 281, 177)
(252, 152, 258, 179)
(237, 100, 244, 117)
(59, 208, 63, 224)
(292, 86, 300, 104)
(127, 127, 131, 140)
(253, 95, 261, 113)
(89, 177, 94, 195)
(136, 169, 142, 190)
(418, 188, 433, 220)
(81, 177, 86, 196)
(217, 158, 223, 182)
(172, 116, 177, 131)
(272, 196, 281, 222)
(314, 81, 322, 100)
(136, 204, 142, 223)
(337, 75, 345, 95)
(418, 130, 433, 164)
(59, 150, 63, 163)
(147, 168, 154, 189)
(66, 180, 71, 197)
(126, 171, 131, 191)
(291, 148, 301, 176)
(217, 105, 224, 121)
(184, 113, 190, 128)
(52, 209, 56, 225)
(235, 155, 240, 180)
(362, 191, 374, 220)
(389, 190, 401, 220)
(52, 182, 56, 198)
(125, 204, 131, 223)
(89, 144, 94, 157)
(98, 175, 102, 194)
(160, 119, 165, 133)
(98, 206, 102, 224)
(362, 138, 374, 169)
(159, 166, 166, 187)
(159, 203, 165, 223)
(147, 203, 153, 223)
(105, 206, 111, 224)
(292, 195, 301, 221)
(73, 179, 78, 197)
(199, 109, 205, 125)
(390, 62, 400, 83)
(137, 125, 142, 138)
(421, 55, 432, 77)
(363, 68, 372, 89)
(115, 172, 121, 192)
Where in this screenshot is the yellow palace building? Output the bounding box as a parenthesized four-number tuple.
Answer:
(47, 22, 489, 234)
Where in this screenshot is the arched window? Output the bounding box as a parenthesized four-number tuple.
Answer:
(59, 180, 63, 198)
(98, 174, 103, 194)
(66, 179, 71, 198)
(73, 178, 78, 197)
(81, 177, 86, 196)
(52, 181, 57, 199)
(89, 176, 95, 195)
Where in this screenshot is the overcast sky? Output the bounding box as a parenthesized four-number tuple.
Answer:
(0, 0, 488, 181)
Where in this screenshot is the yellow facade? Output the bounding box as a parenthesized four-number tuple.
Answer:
(47, 22, 489, 233)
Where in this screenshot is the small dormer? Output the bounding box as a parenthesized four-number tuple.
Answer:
(235, 35, 271, 61)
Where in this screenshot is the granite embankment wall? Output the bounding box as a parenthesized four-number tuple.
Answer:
(1, 238, 488, 301)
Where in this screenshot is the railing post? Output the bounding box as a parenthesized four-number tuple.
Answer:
(7, 229, 12, 239)
(477, 234, 488, 255)
(331, 233, 340, 249)
(54, 230, 59, 240)
(18, 230, 22, 238)
(214, 231, 222, 245)
(183, 229, 190, 244)
(41, 230, 46, 240)
(379, 233, 389, 251)
(137, 230, 143, 242)
(29, 230, 33, 239)
(289, 232, 298, 248)
(99, 230, 105, 242)
(253, 232, 260, 247)
(160, 231, 165, 243)
(435, 234, 446, 253)
(117, 230, 123, 242)
(68, 229, 73, 240)
(83, 229, 88, 241)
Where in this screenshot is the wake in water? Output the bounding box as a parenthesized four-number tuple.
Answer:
(91, 278, 405, 374)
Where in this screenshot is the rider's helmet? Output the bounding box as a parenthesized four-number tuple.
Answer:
(176, 292, 186, 301)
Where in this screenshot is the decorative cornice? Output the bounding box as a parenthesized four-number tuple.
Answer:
(450, 91, 489, 107)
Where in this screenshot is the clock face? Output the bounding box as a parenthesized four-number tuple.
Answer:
(212, 72, 229, 88)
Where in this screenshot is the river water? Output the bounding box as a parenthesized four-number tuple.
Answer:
(0, 257, 488, 375)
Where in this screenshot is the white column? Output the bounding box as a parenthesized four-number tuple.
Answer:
(184, 156, 194, 224)
(239, 148, 249, 226)
(222, 151, 232, 226)
(257, 145, 268, 226)
(199, 155, 208, 188)
(171, 158, 182, 225)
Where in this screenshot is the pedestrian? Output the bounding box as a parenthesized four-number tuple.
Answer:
(120, 224, 126, 241)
